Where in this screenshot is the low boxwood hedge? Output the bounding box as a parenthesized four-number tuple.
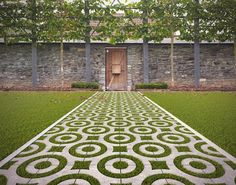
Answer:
(135, 82, 168, 89)
(71, 82, 99, 89)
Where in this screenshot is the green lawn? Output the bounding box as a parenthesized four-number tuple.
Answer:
(0, 91, 94, 161)
(144, 92, 236, 157)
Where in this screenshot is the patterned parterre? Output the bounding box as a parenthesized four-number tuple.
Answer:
(0, 92, 235, 185)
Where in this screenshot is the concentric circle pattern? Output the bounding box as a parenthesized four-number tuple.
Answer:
(46, 126, 64, 134)
(48, 174, 101, 185)
(129, 126, 156, 134)
(157, 132, 191, 144)
(175, 125, 193, 134)
(107, 120, 131, 127)
(1, 92, 233, 184)
(127, 116, 148, 122)
(194, 141, 225, 157)
(49, 132, 82, 144)
(141, 174, 195, 185)
(148, 120, 173, 127)
(104, 133, 135, 144)
(97, 154, 144, 178)
(17, 142, 46, 157)
(69, 142, 107, 158)
(65, 120, 90, 127)
(82, 126, 110, 134)
(174, 154, 225, 178)
(133, 142, 171, 158)
(16, 155, 67, 178)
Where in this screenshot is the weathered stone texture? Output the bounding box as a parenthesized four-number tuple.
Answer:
(91, 45, 106, 85)
(0, 43, 235, 89)
(0, 44, 32, 87)
(147, 44, 235, 87)
(127, 45, 143, 86)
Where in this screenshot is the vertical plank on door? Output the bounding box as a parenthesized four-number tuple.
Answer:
(106, 48, 127, 91)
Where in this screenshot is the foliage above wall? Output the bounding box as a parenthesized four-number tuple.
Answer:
(0, 0, 235, 88)
(0, 0, 235, 44)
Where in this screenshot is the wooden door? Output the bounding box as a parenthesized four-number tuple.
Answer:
(106, 48, 127, 91)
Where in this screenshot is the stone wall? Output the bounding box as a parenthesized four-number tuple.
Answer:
(0, 43, 235, 89)
(130, 43, 236, 88)
(0, 43, 106, 88)
(159, 44, 235, 87)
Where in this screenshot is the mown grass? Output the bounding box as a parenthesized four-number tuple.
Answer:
(0, 91, 94, 161)
(144, 92, 236, 157)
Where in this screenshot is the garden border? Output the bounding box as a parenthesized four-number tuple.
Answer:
(0, 92, 98, 168)
(139, 91, 236, 162)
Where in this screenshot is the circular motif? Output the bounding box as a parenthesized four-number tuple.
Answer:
(75, 117, 88, 121)
(74, 110, 86, 114)
(69, 142, 107, 158)
(90, 116, 112, 121)
(109, 113, 129, 117)
(142, 113, 164, 117)
(16, 155, 66, 178)
(175, 126, 193, 134)
(65, 120, 90, 127)
(163, 116, 175, 121)
(47, 126, 64, 134)
(49, 133, 82, 144)
(104, 133, 135, 144)
(107, 121, 131, 127)
(17, 142, 46, 157)
(133, 142, 171, 158)
(148, 120, 173, 127)
(97, 154, 144, 178)
(194, 142, 224, 157)
(114, 118, 125, 122)
(82, 126, 110, 134)
(131, 110, 145, 114)
(174, 155, 225, 178)
(48, 173, 100, 185)
(141, 173, 195, 185)
(157, 133, 190, 144)
(127, 116, 148, 122)
(62, 116, 75, 122)
(76, 112, 96, 117)
(129, 126, 156, 134)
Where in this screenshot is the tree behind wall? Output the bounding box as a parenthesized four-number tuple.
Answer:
(203, 0, 236, 63)
(70, 0, 107, 83)
(0, 0, 41, 87)
(97, 0, 157, 83)
(179, 0, 204, 88)
(180, 0, 236, 87)
(149, 0, 184, 86)
(135, 0, 183, 84)
(93, 0, 132, 44)
(40, 0, 84, 88)
(128, 0, 157, 83)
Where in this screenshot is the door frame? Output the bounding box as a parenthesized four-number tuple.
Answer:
(105, 47, 128, 91)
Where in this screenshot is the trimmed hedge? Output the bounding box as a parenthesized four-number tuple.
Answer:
(71, 82, 99, 89)
(135, 82, 168, 89)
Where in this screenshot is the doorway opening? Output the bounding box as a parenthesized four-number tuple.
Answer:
(105, 47, 127, 91)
